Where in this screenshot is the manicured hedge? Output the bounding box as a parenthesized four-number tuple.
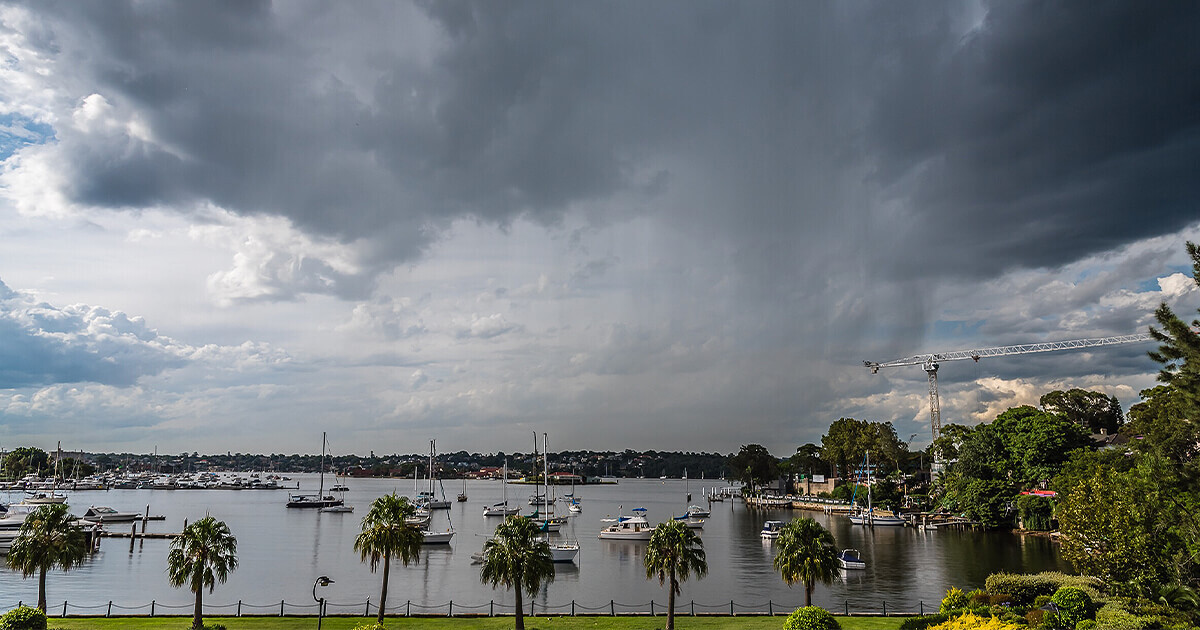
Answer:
(898, 613, 951, 630)
(984, 571, 1103, 605)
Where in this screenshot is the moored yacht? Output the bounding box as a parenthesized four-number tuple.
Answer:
(760, 520, 784, 540)
(838, 548, 866, 570)
(81, 506, 140, 523)
(598, 507, 654, 541)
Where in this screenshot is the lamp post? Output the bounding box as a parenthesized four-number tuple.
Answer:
(313, 575, 334, 630)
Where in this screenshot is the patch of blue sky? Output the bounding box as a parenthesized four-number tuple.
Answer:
(0, 113, 54, 161)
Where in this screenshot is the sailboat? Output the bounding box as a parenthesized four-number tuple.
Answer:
(483, 460, 520, 516)
(419, 440, 455, 544)
(847, 451, 904, 526)
(287, 432, 343, 509)
(417, 440, 451, 509)
(24, 442, 67, 504)
(525, 432, 568, 532)
(457, 477, 468, 502)
(563, 466, 582, 514)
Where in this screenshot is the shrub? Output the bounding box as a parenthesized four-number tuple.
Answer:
(1052, 587, 1097, 628)
(0, 607, 47, 630)
(970, 589, 991, 606)
(989, 593, 1013, 606)
(1039, 612, 1064, 630)
(1036, 595, 1053, 607)
(783, 606, 840, 630)
(1076, 621, 1097, 630)
(352, 624, 388, 630)
(899, 613, 951, 630)
(1027, 609, 1046, 627)
(985, 572, 1104, 605)
(1096, 602, 1156, 630)
(928, 612, 1024, 630)
(941, 587, 970, 613)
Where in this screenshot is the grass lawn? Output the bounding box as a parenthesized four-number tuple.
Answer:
(48, 614, 905, 629)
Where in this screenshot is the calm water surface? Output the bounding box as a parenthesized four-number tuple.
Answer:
(1, 477, 1069, 613)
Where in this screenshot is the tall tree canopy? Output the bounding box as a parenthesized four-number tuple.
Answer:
(820, 418, 908, 479)
(1149, 241, 1200, 417)
(727, 444, 779, 493)
(1040, 388, 1124, 434)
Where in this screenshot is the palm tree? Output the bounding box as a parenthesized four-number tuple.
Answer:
(355, 493, 423, 624)
(167, 516, 239, 630)
(5, 503, 87, 612)
(772, 517, 840, 606)
(644, 519, 708, 630)
(479, 515, 555, 630)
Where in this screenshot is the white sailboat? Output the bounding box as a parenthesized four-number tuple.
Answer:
(847, 451, 905, 527)
(420, 440, 455, 544)
(483, 460, 520, 516)
(526, 432, 568, 533)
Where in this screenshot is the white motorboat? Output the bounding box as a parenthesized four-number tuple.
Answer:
(685, 504, 711, 518)
(599, 507, 654, 541)
(23, 492, 67, 505)
(760, 520, 784, 540)
(673, 515, 704, 529)
(838, 548, 866, 570)
(81, 506, 141, 523)
(568, 501, 582, 514)
(321, 505, 354, 513)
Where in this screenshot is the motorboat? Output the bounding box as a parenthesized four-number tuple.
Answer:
(838, 548, 866, 570)
(760, 520, 784, 540)
(599, 507, 654, 541)
(685, 504, 711, 518)
(568, 500, 582, 514)
(673, 515, 704, 529)
(405, 510, 432, 528)
(81, 506, 141, 523)
(321, 505, 354, 513)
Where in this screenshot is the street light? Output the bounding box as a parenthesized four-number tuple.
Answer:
(313, 575, 334, 630)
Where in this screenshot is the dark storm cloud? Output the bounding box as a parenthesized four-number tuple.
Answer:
(870, 0, 1200, 280)
(10, 1, 1198, 306)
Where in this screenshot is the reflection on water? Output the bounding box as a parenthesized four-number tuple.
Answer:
(1, 477, 1069, 611)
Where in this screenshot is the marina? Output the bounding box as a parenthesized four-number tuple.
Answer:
(0, 476, 1068, 612)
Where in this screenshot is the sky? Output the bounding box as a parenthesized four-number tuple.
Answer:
(0, 1, 1198, 458)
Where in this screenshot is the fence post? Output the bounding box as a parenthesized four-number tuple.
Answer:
(107, 601, 112, 617)
(651, 600, 655, 616)
(63, 601, 67, 618)
(281, 600, 285, 616)
(883, 600, 887, 616)
(845, 601, 849, 616)
(611, 600, 615, 616)
(365, 597, 370, 617)
(490, 600, 494, 617)
(691, 600, 695, 616)
(530, 598, 534, 617)
(769, 600, 773, 616)
(448, 600, 452, 617)
(730, 600, 734, 616)
(572, 600, 575, 616)
(920, 601, 924, 615)
(151, 601, 155, 617)
(407, 600, 411, 617)
(238, 600, 242, 617)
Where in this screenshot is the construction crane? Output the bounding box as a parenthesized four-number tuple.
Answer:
(864, 333, 1154, 442)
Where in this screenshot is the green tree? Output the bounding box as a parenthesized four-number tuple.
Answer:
(167, 516, 238, 630)
(2, 447, 49, 480)
(728, 444, 779, 493)
(5, 504, 87, 612)
(355, 493, 423, 624)
(479, 515, 555, 630)
(991, 405, 1093, 487)
(1149, 241, 1200, 417)
(773, 517, 840, 606)
(1057, 459, 1178, 593)
(1125, 385, 1199, 464)
(1040, 388, 1124, 434)
(644, 520, 707, 630)
(821, 418, 869, 480)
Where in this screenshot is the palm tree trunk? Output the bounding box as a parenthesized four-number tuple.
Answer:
(37, 566, 47, 612)
(514, 584, 525, 630)
(804, 580, 813, 607)
(667, 572, 677, 630)
(376, 554, 391, 623)
(193, 585, 204, 630)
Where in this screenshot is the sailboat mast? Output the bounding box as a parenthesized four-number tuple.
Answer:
(319, 432, 326, 498)
(543, 432, 549, 514)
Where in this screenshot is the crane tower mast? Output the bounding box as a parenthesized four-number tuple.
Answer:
(864, 333, 1153, 442)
